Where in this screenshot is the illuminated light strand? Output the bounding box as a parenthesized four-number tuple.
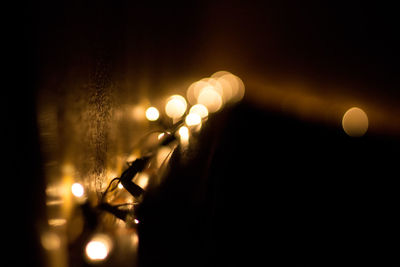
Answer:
(65, 71, 245, 264)
(96, 71, 245, 222)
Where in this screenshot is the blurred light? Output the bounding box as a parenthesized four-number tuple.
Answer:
(132, 105, 146, 121)
(131, 230, 139, 248)
(46, 199, 64, 206)
(165, 95, 187, 119)
(178, 126, 189, 143)
(342, 107, 369, 137)
(71, 183, 84, 197)
(48, 218, 67, 227)
(189, 104, 208, 118)
(185, 113, 202, 126)
(211, 71, 245, 103)
(187, 80, 210, 105)
(134, 219, 139, 224)
(134, 173, 149, 189)
(41, 231, 61, 250)
(158, 132, 165, 140)
(85, 234, 112, 262)
(157, 146, 173, 167)
(118, 183, 123, 189)
(197, 87, 223, 113)
(145, 107, 159, 121)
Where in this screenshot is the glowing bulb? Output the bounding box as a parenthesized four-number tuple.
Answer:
(197, 87, 223, 113)
(71, 183, 84, 197)
(189, 104, 208, 118)
(342, 107, 369, 137)
(178, 126, 189, 143)
(145, 107, 159, 121)
(185, 113, 202, 126)
(85, 234, 112, 262)
(211, 71, 245, 103)
(165, 95, 187, 119)
(134, 219, 139, 224)
(187, 80, 210, 105)
(41, 231, 60, 250)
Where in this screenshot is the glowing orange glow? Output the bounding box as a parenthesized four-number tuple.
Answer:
(134, 173, 149, 189)
(48, 218, 67, 227)
(145, 107, 159, 121)
(342, 107, 369, 137)
(85, 234, 112, 262)
(132, 105, 146, 121)
(41, 231, 61, 250)
(157, 146, 173, 167)
(165, 95, 187, 119)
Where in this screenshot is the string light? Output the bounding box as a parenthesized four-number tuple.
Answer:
(45, 71, 245, 265)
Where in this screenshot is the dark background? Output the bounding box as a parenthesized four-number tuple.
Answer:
(6, 0, 399, 266)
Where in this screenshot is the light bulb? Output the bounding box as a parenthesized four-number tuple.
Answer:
(85, 234, 112, 262)
(165, 95, 187, 119)
(189, 104, 208, 118)
(185, 113, 202, 126)
(71, 183, 84, 197)
(145, 107, 159, 121)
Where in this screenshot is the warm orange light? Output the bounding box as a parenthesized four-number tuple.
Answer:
(342, 107, 369, 137)
(41, 231, 61, 250)
(165, 95, 187, 119)
(134, 173, 149, 189)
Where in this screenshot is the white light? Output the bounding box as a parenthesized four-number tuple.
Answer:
(165, 95, 187, 119)
(145, 107, 159, 121)
(85, 234, 112, 262)
(185, 113, 202, 126)
(134, 219, 139, 224)
(71, 183, 84, 197)
(118, 183, 123, 189)
(189, 104, 208, 118)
